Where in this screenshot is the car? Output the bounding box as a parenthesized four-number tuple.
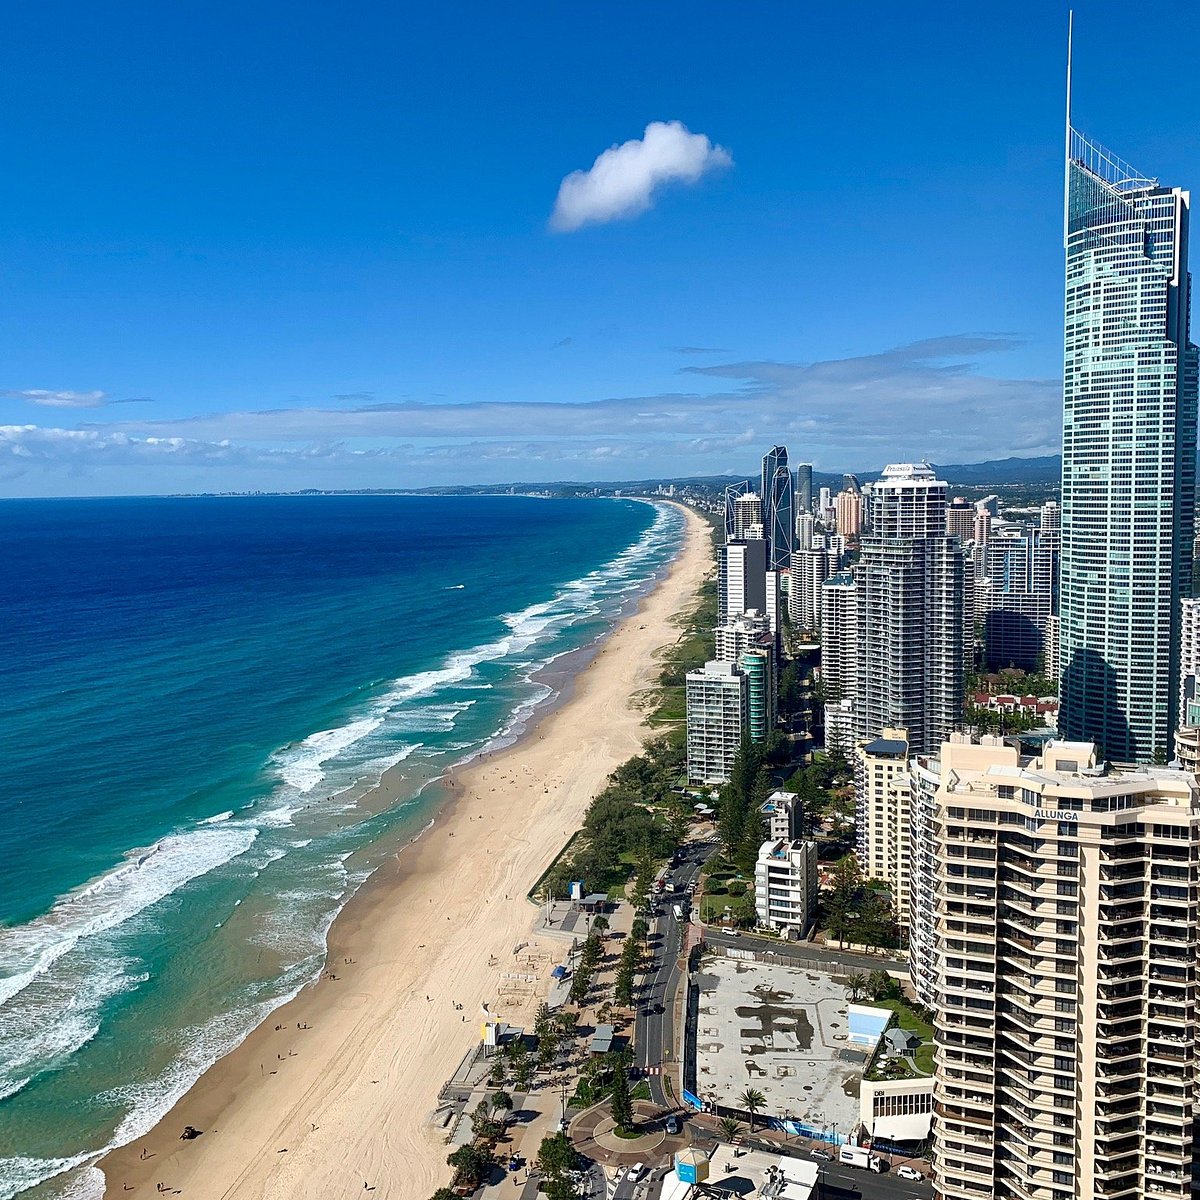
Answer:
(809, 1149, 833, 1162)
(665, 1116, 681, 1135)
(897, 1166, 924, 1181)
(627, 1163, 646, 1182)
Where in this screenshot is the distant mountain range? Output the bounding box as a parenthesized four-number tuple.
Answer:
(929, 455, 1061, 485)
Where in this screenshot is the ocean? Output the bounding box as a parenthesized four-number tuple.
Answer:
(0, 494, 682, 1200)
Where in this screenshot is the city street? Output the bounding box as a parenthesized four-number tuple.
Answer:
(703, 927, 908, 976)
(633, 840, 716, 1106)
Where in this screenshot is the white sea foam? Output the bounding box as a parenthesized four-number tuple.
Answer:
(48, 1165, 106, 1200)
(274, 717, 383, 793)
(0, 1154, 99, 1200)
(198, 810, 234, 825)
(0, 825, 258, 1012)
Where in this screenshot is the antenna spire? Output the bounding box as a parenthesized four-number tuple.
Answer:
(1064, 10, 1074, 246)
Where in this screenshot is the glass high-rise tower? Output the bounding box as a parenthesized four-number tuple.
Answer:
(760, 445, 794, 571)
(1059, 122, 1198, 762)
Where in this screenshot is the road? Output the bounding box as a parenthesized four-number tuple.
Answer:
(703, 928, 908, 976)
(813, 1161, 932, 1200)
(632, 840, 716, 1106)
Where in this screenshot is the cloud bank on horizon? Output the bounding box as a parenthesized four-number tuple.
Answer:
(0, 335, 1062, 494)
(550, 120, 731, 231)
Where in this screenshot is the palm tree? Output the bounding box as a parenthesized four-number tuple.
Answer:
(738, 1087, 766, 1133)
(845, 973, 868, 1002)
(718, 1116, 742, 1141)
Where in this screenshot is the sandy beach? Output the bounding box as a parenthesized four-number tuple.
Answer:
(98, 501, 711, 1200)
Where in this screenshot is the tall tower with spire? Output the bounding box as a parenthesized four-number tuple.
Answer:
(1057, 24, 1198, 763)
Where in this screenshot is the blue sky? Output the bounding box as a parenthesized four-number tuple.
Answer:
(2, 0, 1199, 496)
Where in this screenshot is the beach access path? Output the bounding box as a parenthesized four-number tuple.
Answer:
(99, 501, 712, 1200)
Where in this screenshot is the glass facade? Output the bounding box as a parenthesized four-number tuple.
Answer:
(761, 445, 794, 571)
(1060, 129, 1198, 762)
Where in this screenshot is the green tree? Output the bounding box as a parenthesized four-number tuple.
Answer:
(430, 1189, 458, 1200)
(738, 1087, 766, 1132)
(667, 806, 691, 847)
(824, 854, 863, 946)
(447, 1144, 494, 1189)
(718, 1115, 743, 1141)
(471, 1098, 501, 1141)
(537, 1132, 578, 1178)
(868, 969, 898, 1001)
(490, 1091, 513, 1120)
(845, 973, 868, 1002)
(610, 1067, 635, 1134)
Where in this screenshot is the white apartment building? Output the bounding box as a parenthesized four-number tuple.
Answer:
(926, 736, 1200, 1200)
(821, 572, 858, 752)
(730, 491, 763, 540)
(714, 610, 771, 663)
(795, 512, 815, 552)
(1175, 597, 1200, 776)
(685, 660, 747, 785)
(762, 790, 802, 841)
(754, 838, 818, 935)
(853, 729, 912, 919)
(788, 547, 836, 632)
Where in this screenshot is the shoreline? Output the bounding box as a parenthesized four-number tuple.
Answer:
(97, 501, 712, 1200)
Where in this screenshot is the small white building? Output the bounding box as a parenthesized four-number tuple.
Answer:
(761, 790, 801, 841)
(754, 838, 818, 934)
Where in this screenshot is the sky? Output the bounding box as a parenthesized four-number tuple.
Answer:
(2, 1, 1199, 497)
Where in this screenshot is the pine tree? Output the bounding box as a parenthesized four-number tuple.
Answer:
(610, 1067, 634, 1134)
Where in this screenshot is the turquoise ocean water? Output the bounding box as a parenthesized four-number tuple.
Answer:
(0, 494, 681, 1199)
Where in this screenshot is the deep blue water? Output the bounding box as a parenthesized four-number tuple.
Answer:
(0, 494, 680, 1199)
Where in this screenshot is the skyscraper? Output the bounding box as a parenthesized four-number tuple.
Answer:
(1059, 108, 1198, 761)
(977, 520, 1060, 672)
(723, 480, 760, 541)
(794, 463, 813, 515)
(925, 734, 1200, 1200)
(855, 464, 965, 754)
(761, 445, 794, 571)
(717, 539, 768, 624)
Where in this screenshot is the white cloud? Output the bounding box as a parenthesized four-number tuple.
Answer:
(7, 389, 108, 408)
(550, 120, 731, 232)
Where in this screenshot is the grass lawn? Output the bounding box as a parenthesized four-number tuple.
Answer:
(874, 998, 936, 1076)
(650, 687, 686, 725)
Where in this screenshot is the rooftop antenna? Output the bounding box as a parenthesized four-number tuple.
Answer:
(1063, 10, 1073, 245)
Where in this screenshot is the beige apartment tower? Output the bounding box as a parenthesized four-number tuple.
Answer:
(853, 728, 912, 919)
(926, 736, 1200, 1200)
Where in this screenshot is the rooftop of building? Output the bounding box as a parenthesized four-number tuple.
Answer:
(861, 737, 908, 757)
(662, 1149, 819, 1200)
(757, 838, 811, 862)
(693, 957, 863, 1133)
(860, 998, 936, 1082)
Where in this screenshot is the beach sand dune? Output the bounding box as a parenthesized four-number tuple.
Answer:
(100, 503, 711, 1200)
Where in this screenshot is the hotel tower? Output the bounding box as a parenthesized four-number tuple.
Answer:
(1058, 53, 1198, 763)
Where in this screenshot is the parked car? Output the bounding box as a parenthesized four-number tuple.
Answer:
(897, 1166, 924, 1181)
(809, 1149, 833, 1162)
(665, 1116, 681, 1135)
